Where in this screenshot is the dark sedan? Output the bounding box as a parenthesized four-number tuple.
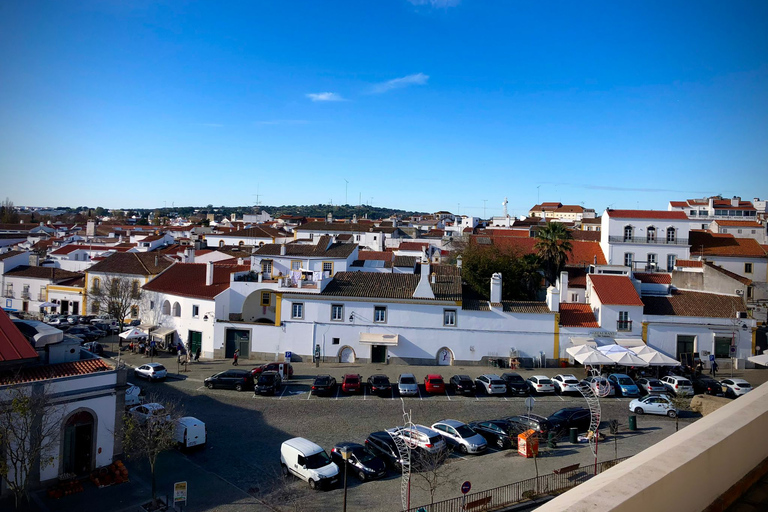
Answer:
(449, 375, 476, 395)
(204, 369, 254, 391)
(311, 375, 337, 396)
(505, 414, 555, 437)
(64, 326, 100, 342)
(364, 431, 405, 470)
(254, 371, 282, 395)
(546, 407, 591, 437)
(367, 374, 392, 395)
(501, 372, 529, 396)
(468, 420, 517, 449)
(330, 442, 387, 481)
(691, 375, 725, 396)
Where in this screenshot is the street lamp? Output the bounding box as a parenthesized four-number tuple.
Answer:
(341, 445, 350, 512)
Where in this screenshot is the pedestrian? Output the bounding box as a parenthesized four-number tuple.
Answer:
(195, 347, 201, 362)
(232, 349, 239, 366)
(149, 339, 156, 357)
(710, 360, 718, 377)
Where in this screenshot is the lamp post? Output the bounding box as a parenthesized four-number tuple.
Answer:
(341, 446, 350, 512)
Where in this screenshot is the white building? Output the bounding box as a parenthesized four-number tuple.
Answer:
(3, 266, 83, 316)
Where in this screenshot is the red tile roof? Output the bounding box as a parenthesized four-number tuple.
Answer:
(669, 201, 688, 208)
(559, 303, 599, 328)
(50, 245, 115, 255)
(398, 242, 434, 252)
(0, 309, 39, 363)
(689, 231, 768, 258)
(675, 259, 703, 268)
(0, 358, 112, 385)
(142, 262, 250, 299)
(607, 210, 688, 220)
(482, 236, 607, 266)
(712, 220, 763, 228)
(589, 275, 643, 306)
(483, 229, 530, 238)
(357, 251, 394, 261)
(642, 290, 747, 318)
(633, 273, 672, 284)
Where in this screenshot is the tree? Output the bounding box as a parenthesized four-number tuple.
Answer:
(534, 222, 573, 286)
(0, 197, 19, 224)
(666, 393, 692, 432)
(0, 384, 64, 509)
(87, 274, 143, 330)
(459, 243, 541, 300)
(410, 444, 456, 505)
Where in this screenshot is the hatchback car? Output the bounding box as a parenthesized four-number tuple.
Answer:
(660, 375, 694, 396)
(397, 374, 419, 396)
(635, 378, 666, 395)
(629, 395, 677, 417)
(424, 374, 446, 394)
(546, 408, 592, 436)
(691, 375, 724, 396)
(128, 402, 170, 424)
(134, 363, 168, 381)
(475, 374, 507, 395)
(311, 375, 337, 396)
(500, 372, 529, 396)
(204, 369, 254, 391)
(431, 419, 487, 454)
(255, 371, 282, 395)
(449, 375, 476, 395)
(341, 374, 363, 394)
(364, 431, 405, 470)
(527, 375, 555, 394)
(367, 374, 392, 395)
(505, 414, 554, 437)
(468, 420, 517, 449)
(251, 362, 294, 378)
(552, 374, 581, 394)
(607, 374, 640, 397)
(330, 442, 387, 481)
(581, 376, 616, 396)
(388, 425, 446, 454)
(721, 378, 752, 398)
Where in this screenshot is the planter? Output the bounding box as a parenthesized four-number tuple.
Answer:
(138, 496, 169, 512)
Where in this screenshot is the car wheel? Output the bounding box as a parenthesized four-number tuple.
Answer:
(667, 410, 677, 418)
(496, 437, 505, 449)
(634, 407, 644, 415)
(308, 479, 317, 490)
(235, 383, 243, 392)
(357, 470, 366, 481)
(459, 444, 468, 455)
(281, 464, 289, 477)
(206, 382, 214, 390)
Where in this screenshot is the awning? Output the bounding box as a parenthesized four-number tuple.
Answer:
(748, 354, 768, 366)
(151, 327, 176, 338)
(569, 337, 597, 347)
(359, 332, 399, 346)
(615, 338, 645, 348)
(38, 302, 57, 308)
(138, 324, 157, 332)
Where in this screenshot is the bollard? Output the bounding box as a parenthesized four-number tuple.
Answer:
(628, 415, 637, 431)
(569, 427, 578, 444)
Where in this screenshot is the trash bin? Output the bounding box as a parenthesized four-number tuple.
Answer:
(569, 427, 578, 444)
(547, 431, 557, 448)
(518, 430, 539, 458)
(628, 415, 637, 431)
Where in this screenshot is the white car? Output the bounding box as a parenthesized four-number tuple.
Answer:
(431, 419, 487, 455)
(720, 378, 751, 398)
(388, 424, 446, 454)
(629, 395, 678, 418)
(527, 375, 555, 394)
(475, 374, 507, 395)
(128, 402, 170, 424)
(134, 362, 168, 381)
(581, 376, 615, 397)
(280, 437, 339, 490)
(125, 382, 143, 407)
(660, 375, 693, 397)
(397, 373, 419, 396)
(552, 374, 580, 394)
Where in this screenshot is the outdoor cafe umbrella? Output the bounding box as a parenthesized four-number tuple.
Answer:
(566, 345, 596, 358)
(636, 350, 679, 366)
(748, 353, 768, 366)
(119, 328, 148, 340)
(602, 349, 649, 367)
(38, 302, 57, 308)
(574, 350, 614, 366)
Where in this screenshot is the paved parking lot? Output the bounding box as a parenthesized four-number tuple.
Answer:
(44, 341, 768, 512)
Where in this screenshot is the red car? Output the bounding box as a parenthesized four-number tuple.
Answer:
(251, 362, 294, 378)
(341, 374, 363, 394)
(424, 374, 446, 394)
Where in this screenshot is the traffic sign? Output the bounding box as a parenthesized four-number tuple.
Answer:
(461, 481, 472, 494)
(709, 354, 715, 362)
(730, 345, 737, 355)
(524, 397, 535, 410)
(174, 481, 187, 504)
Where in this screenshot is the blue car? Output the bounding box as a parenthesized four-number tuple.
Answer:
(608, 374, 640, 397)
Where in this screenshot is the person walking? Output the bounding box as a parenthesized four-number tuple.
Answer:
(232, 349, 239, 366)
(710, 360, 719, 377)
(195, 347, 201, 362)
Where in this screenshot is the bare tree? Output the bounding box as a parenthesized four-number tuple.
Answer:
(666, 392, 692, 432)
(0, 383, 64, 509)
(410, 445, 457, 505)
(87, 274, 144, 330)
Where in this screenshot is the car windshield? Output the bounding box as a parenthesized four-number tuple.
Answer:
(618, 378, 633, 385)
(258, 375, 275, 384)
(357, 449, 377, 464)
(564, 379, 578, 384)
(316, 377, 330, 385)
(400, 377, 416, 385)
(490, 379, 505, 386)
(305, 451, 332, 469)
(455, 425, 475, 438)
(372, 376, 388, 384)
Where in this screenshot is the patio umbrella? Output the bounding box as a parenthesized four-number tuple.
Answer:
(604, 350, 649, 367)
(119, 328, 148, 340)
(566, 345, 596, 358)
(575, 350, 614, 366)
(630, 345, 656, 356)
(637, 350, 679, 366)
(748, 353, 768, 366)
(597, 344, 631, 355)
(38, 302, 57, 308)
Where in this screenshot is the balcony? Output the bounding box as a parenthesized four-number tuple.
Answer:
(21, 291, 30, 300)
(38, 292, 46, 301)
(609, 236, 689, 246)
(3, 291, 13, 299)
(617, 320, 632, 332)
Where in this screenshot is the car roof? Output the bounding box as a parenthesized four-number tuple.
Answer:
(481, 374, 502, 379)
(282, 437, 323, 455)
(729, 378, 750, 384)
(552, 407, 588, 414)
(426, 374, 443, 379)
(399, 373, 416, 378)
(609, 373, 631, 378)
(434, 419, 464, 428)
(370, 374, 388, 379)
(146, 362, 165, 368)
(555, 374, 577, 379)
(141, 402, 165, 411)
(454, 374, 472, 380)
(334, 442, 364, 450)
(343, 374, 360, 379)
(531, 374, 549, 379)
(260, 371, 279, 376)
(413, 424, 439, 435)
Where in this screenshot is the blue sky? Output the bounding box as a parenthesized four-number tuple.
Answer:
(1, 1, 767, 217)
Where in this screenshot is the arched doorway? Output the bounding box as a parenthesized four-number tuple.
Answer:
(437, 347, 454, 366)
(339, 346, 356, 363)
(62, 410, 95, 475)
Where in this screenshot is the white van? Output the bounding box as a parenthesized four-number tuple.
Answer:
(280, 437, 339, 490)
(124, 382, 143, 407)
(175, 417, 206, 448)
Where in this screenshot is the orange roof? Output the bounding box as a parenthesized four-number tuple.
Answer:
(0, 358, 111, 385)
(607, 210, 688, 220)
(559, 303, 599, 328)
(398, 242, 433, 252)
(0, 309, 39, 363)
(689, 231, 768, 258)
(712, 220, 763, 228)
(143, 262, 250, 299)
(357, 251, 393, 261)
(669, 201, 688, 208)
(633, 273, 672, 284)
(483, 236, 607, 266)
(675, 259, 703, 268)
(589, 275, 643, 306)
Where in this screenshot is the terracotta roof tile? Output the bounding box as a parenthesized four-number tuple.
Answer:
(461, 299, 551, 314)
(571, 231, 601, 242)
(477, 236, 606, 266)
(633, 273, 672, 284)
(589, 275, 643, 306)
(254, 237, 356, 258)
(675, 259, 703, 268)
(398, 242, 434, 252)
(689, 231, 768, 258)
(559, 303, 599, 328)
(607, 209, 688, 220)
(5, 266, 82, 281)
(712, 220, 763, 228)
(142, 262, 250, 299)
(643, 290, 747, 318)
(0, 358, 112, 385)
(214, 226, 282, 239)
(317, 265, 461, 301)
(0, 250, 25, 261)
(394, 256, 417, 267)
(0, 309, 39, 363)
(669, 201, 688, 208)
(87, 252, 174, 276)
(357, 251, 393, 261)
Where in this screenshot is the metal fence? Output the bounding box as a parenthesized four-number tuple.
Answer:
(406, 457, 630, 512)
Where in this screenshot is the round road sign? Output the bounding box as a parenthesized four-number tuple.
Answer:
(461, 481, 471, 494)
(524, 396, 535, 410)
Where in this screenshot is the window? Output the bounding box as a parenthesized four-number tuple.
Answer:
(172, 302, 181, 317)
(737, 229, 742, 234)
(747, 286, 754, 300)
(131, 280, 140, 298)
(647, 253, 657, 270)
(219, 240, 225, 247)
(444, 309, 457, 326)
(374, 306, 387, 323)
(667, 254, 676, 272)
(570, 293, 579, 302)
(666, 227, 676, 243)
(162, 300, 171, 315)
(646, 226, 656, 243)
(689, 210, 696, 216)
(291, 260, 301, 271)
(623, 226, 633, 242)
(261, 261, 272, 276)
(150, 300, 155, 310)
(91, 278, 100, 292)
(261, 291, 271, 306)
(714, 336, 731, 359)
(745, 263, 753, 274)
(292, 302, 304, 319)
(130, 306, 138, 318)
(624, 253, 633, 268)
(322, 261, 334, 276)
(332, 337, 340, 345)
(192, 305, 199, 318)
(331, 304, 344, 322)
(617, 311, 631, 331)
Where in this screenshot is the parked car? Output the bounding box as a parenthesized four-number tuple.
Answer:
(86, 325, 107, 338)
(607, 374, 640, 397)
(629, 395, 678, 417)
(280, 437, 339, 490)
(204, 369, 254, 391)
(431, 419, 487, 454)
(552, 374, 581, 394)
(635, 378, 667, 395)
(581, 376, 616, 396)
(475, 374, 507, 395)
(365, 431, 405, 470)
(341, 374, 363, 394)
(397, 373, 419, 396)
(367, 374, 392, 395)
(330, 442, 387, 481)
(500, 372, 529, 396)
(128, 402, 170, 424)
(449, 374, 476, 396)
(546, 408, 592, 436)
(388, 424, 446, 454)
(505, 414, 554, 437)
(720, 378, 752, 398)
(124, 382, 144, 407)
(691, 375, 725, 396)
(65, 326, 100, 342)
(66, 315, 80, 325)
(46, 316, 66, 326)
(134, 363, 168, 381)
(660, 375, 694, 397)
(311, 375, 337, 396)
(82, 341, 104, 355)
(255, 371, 282, 395)
(175, 417, 206, 449)
(90, 314, 115, 324)
(467, 420, 517, 449)
(252, 362, 294, 378)
(424, 374, 446, 394)
(93, 321, 119, 334)
(527, 375, 555, 395)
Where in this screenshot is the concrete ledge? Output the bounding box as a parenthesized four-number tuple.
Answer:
(536, 381, 768, 512)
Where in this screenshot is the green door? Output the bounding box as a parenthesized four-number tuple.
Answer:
(371, 345, 387, 364)
(189, 331, 202, 355)
(225, 329, 250, 359)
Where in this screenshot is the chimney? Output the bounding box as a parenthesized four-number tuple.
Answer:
(490, 273, 502, 303)
(187, 247, 195, 263)
(456, 255, 463, 270)
(206, 261, 214, 286)
(546, 285, 560, 312)
(559, 271, 569, 303)
(327, 212, 333, 223)
(280, 245, 286, 256)
(352, 214, 358, 224)
(412, 254, 435, 299)
(731, 196, 740, 207)
(708, 197, 715, 211)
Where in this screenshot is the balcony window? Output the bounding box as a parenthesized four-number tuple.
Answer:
(667, 254, 676, 272)
(617, 311, 632, 331)
(666, 227, 676, 243)
(646, 227, 656, 243)
(623, 226, 633, 242)
(647, 253, 657, 270)
(624, 253, 633, 268)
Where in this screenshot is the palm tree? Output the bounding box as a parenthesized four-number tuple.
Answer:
(534, 222, 573, 286)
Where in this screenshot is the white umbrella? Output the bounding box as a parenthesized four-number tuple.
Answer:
(38, 302, 57, 308)
(636, 350, 679, 366)
(630, 345, 656, 356)
(119, 328, 148, 340)
(604, 350, 649, 367)
(597, 344, 630, 355)
(566, 345, 595, 358)
(748, 353, 768, 366)
(576, 350, 614, 366)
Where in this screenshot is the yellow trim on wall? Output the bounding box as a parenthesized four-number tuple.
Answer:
(554, 313, 560, 361)
(642, 321, 648, 343)
(322, 261, 334, 276)
(274, 292, 282, 326)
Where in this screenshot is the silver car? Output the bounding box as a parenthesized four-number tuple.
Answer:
(397, 373, 419, 396)
(431, 419, 487, 454)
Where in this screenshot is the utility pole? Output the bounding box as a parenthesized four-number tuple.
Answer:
(483, 199, 487, 219)
(344, 179, 349, 206)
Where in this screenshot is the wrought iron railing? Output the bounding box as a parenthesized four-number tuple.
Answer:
(609, 236, 688, 245)
(617, 320, 632, 332)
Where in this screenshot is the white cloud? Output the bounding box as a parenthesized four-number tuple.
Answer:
(306, 92, 344, 102)
(371, 73, 430, 94)
(407, 0, 460, 7)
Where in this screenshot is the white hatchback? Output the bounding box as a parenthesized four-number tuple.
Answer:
(720, 378, 751, 398)
(475, 374, 507, 395)
(388, 424, 446, 454)
(629, 395, 678, 418)
(552, 374, 580, 394)
(527, 375, 555, 394)
(134, 363, 168, 381)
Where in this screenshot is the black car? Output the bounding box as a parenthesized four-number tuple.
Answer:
(254, 371, 282, 395)
(546, 408, 592, 437)
(312, 375, 337, 396)
(468, 420, 517, 449)
(204, 369, 254, 391)
(500, 372, 529, 396)
(87, 326, 107, 338)
(691, 375, 725, 396)
(505, 414, 555, 437)
(64, 326, 100, 342)
(330, 442, 387, 481)
(449, 375, 476, 395)
(364, 431, 405, 470)
(367, 374, 392, 395)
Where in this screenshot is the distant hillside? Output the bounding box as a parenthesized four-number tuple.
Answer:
(260, 204, 428, 220)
